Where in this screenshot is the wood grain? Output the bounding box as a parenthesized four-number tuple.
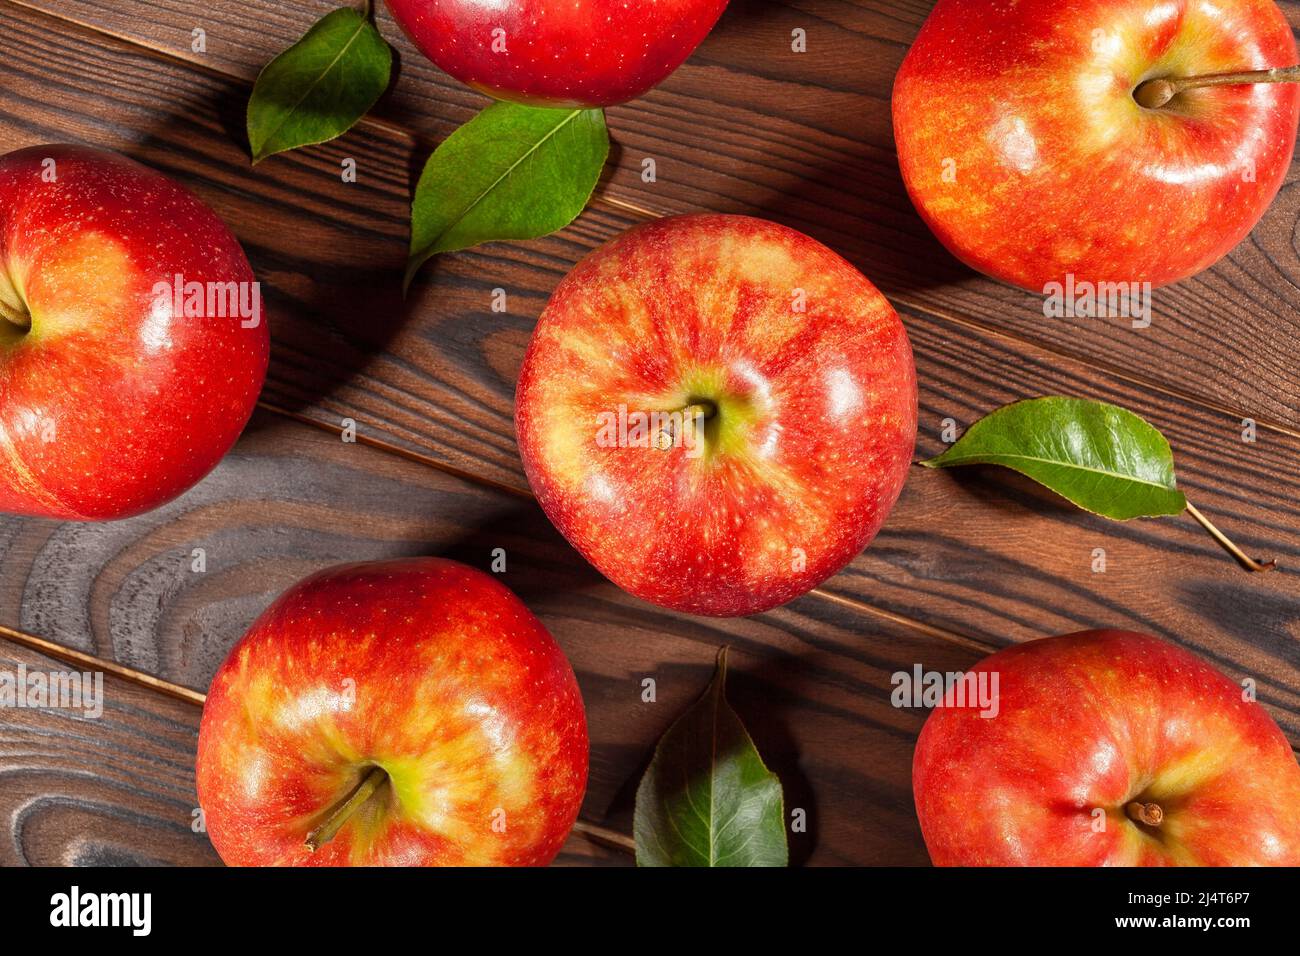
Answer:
(0, 640, 219, 866)
(1, 1, 1294, 734)
(1, 0, 1298, 867)
(0, 4, 968, 865)
(16, 0, 1300, 430)
(1, 411, 986, 865)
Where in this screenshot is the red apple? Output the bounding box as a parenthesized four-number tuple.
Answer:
(913, 629, 1300, 866)
(196, 558, 588, 866)
(385, 0, 730, 107)
(515, 214, 917, 617)
(892, 0, 1300, 290)
(0, 145, 268, 520)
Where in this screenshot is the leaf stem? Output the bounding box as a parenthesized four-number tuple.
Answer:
(304, 765, 388, 852)
(1134, 65, 1300, 109)
(571, 820, 636, 854)
(1185, 501, 1276, 573)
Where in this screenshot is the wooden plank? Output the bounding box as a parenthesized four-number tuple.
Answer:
(15, 0, 1300, 430)
(0, 640, 628, 865)
(841, 310, 1300, 740)
(0, 641, 218, 866)
(0, 0, 644, 492)
(2, 0, 1297, 867)
(1, 411, 983, 865)
(1, 2, 1295, 740)
(0, 3, 961, 866)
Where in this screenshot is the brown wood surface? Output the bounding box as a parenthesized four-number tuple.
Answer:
(15, 0, 1300, 427)
(1, 411, 984, 865)
(0, 0, 1297, 866)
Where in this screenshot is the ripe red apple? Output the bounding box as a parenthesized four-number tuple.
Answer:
(913, 629, 1300, 866)
(893, 0, 1300, 290)
(196, 558, 588, 866)
(385, 0, 730, 107)
(515, 214, 917, 617)
(0, 144, 268, 520)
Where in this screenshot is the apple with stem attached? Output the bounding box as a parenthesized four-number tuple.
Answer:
(196, 558, 588, 866)
(385, 0, 731, 107)
(893, 0, 1300, 290)
(0, 145, 268, 520)
(913, 629, 1300, 865)
(515, 214, 917, 617)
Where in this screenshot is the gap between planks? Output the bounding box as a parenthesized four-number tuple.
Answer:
(9, 0, 1299, 713)
(256, 401, 997, 657)
(10, 0, 1300, 443)
(0, 404, 994, 862)
(0, 404, 997, 862)
(5, 0, 1297, 846)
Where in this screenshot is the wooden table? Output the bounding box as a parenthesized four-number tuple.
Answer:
(0, 0, 1297, 867)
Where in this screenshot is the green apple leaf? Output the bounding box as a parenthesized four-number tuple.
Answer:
(634, 648, 788, 867)
(923, 396, 1275, 572)
(922, 396, 1186, 520)
(247, 7, 392, 164)
(405, 102, 609, 290)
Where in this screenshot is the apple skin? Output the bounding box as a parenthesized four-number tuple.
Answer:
(0, 145, 268, 520)
(385, 0, 730, 107)
(913, 630, 1300, 866)
(196, 558, 589, 866)
(515, 214, 917, 617)
(892, 0, 1300, 291)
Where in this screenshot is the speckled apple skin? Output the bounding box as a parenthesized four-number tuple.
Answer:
(914, 630, 1300, 866)
(0, 145, 269, 520)
(385, 0, 730, 107)
(196, 558, 589, 867)
(893, 0, 1300, 290)
(515, 214, 917, 617)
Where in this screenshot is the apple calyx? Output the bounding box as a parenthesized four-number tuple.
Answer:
(1184, 502, 1276, 573)
(1134, 65, 1300, 109)
(304, 765, 389, 852)
(1125, 800, 1164, 828)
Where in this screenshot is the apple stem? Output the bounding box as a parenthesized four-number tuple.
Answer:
(1134, 65, 1300, 109)
(0, 281, 29, 332)
(1125, 801, 1164, 827)
(1185, 501, 1276, 573)
(304, 766, 388, 852)
(654, 400, 717, 450)
(0, 301, 28, 331)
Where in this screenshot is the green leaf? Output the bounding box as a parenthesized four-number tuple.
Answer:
(405, 102, 609, 289)
(922, 396, 1187, 520)
(247, 7, 392, 164)
(634, 648, 788, 867)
